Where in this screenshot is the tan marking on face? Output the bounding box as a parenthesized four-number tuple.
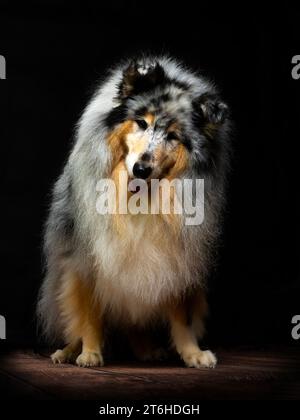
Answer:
(151, 142, 188, 232)
(153, 144, 172, 169)
(110, 159, 129, 235)
(107, 121, 133, 170)
(152, 142, 188, 180)
(125, 132, 148, 155)
(148, 120, 186, 180)
(144, 113, 155, 126)
(166, 144, 188, 179)
(167, 122, 180, 134)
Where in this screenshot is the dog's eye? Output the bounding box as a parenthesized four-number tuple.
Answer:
(166, 131, 180, 141)
(135, 119, 148, 130)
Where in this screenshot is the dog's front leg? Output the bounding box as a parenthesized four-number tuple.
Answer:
(52, 271, 104, 367)
(168, 301, 216, 368)
(76, 306, 104, 368)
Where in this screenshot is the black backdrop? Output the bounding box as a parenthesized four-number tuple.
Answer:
(0, 1, 299, 349)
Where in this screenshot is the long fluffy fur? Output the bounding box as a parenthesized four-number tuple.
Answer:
(37, 55, 231, 349)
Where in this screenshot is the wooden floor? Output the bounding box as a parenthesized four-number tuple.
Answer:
(0, 348, 299, 400)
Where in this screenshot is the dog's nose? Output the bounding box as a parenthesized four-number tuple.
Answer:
(132, 162, 152, 179)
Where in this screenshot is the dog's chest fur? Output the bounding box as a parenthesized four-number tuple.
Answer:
(92, 213, 192, 324)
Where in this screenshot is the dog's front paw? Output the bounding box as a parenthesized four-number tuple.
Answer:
(76, 351, 104, 368)
(51, 348, 74, 364)
(182, 349, 217, 369)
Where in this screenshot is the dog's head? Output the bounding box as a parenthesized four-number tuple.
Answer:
(105, 59, 229, 182)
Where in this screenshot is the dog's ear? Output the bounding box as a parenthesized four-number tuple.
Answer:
(194, 93, 229, 126)
(118, 61, 166, 100)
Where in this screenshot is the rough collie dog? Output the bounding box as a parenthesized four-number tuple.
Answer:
(37, 56, 231, 369)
